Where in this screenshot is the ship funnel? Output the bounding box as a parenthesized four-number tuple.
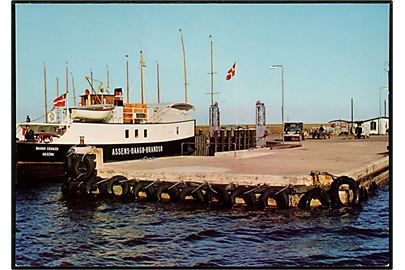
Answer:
(114, 88, 123, 106)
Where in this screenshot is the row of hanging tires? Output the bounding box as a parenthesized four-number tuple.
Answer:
(61, 173, 376, 210)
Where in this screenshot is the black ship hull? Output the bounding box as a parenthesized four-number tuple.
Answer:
(15, 136, 195, 183)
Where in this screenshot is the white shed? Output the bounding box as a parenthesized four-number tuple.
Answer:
(361, 117, 389, 135)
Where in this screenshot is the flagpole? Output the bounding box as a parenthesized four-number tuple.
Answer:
(234, 64, 238, 127)
(65, 62, 70, 121)
(43, 63, 48, 123)
(55, 77, 59, 122)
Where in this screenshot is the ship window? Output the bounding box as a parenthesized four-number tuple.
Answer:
(144, 129, 148, 138)
(125, 129, 129, 138)
(371, 121, 377, 131)
(135, 129, 139, 138)
(176, 127, 179, 134)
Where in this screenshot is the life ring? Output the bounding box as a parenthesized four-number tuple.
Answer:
(178, 186, 204, 203)
(298, 188, 332, 210)
(48, 111, 57, 123)
(71, 154, 96, 181)
(257, 188, 289, 209)
(329, 176, 359, 208)
(154, 182, 180, 202)
(229, 186, 256, 209)
(204, 185, 230, 207)
(132, 181, 156, 201)
(104, 175, 130, 198)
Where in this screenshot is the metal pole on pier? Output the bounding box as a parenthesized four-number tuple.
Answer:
(43, 63, 48, 123)
(179, 29, 188, 103)
(140, 51, 146, 104)
(205, 36, 220, 108)
(270, 64, 285, 144)
(71, 72, 76, 107)
(126, 55, 129, 103)
(351, 98, 354, 134)
(156, 61, 160, 104)
(209, 35, 216, 106)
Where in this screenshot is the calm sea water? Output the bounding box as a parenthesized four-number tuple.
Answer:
(14, 181, 390, 268)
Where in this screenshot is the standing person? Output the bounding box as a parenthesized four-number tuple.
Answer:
(24, 125, 35, 142)
(319, 125, 325, 138)
(355, 123, 363, 139)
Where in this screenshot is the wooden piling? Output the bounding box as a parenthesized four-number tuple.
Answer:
(227, 129, 232, 151)
(220, 129, 225, 152)
(214, 129, 218, 153)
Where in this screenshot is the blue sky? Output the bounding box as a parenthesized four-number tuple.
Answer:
(15, 3, 390, 124)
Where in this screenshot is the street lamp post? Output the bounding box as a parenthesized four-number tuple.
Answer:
(270, 65, 284, 143)
(379, 86, 388, 135)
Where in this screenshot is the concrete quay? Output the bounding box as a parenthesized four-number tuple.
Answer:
(97, 136, 389, 190)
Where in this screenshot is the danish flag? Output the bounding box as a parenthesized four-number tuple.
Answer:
(53, 93, 67, 108)
(226, 62, 236, 80)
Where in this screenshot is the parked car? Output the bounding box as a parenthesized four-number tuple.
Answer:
(284, 122, 304, 141)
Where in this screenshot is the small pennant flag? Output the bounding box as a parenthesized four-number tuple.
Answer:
(53, 93, 67, 107)
(226, 62, 236, 80)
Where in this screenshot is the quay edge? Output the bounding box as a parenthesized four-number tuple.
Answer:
(90, 146, 389, 208)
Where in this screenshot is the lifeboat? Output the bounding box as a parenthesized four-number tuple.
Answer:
(70, 104, 114, 122)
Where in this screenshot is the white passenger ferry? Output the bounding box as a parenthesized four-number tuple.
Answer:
(15, 88, 196, 180)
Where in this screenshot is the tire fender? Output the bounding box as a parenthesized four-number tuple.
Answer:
(298, 187, 332, 210)
(71, 154, 96, 181)
(105, 175, 130, 197)
(204, 185, 230, 207)
(258, 188, 289, 209)
(329, 176, 360, 208)
(154, 182, 180, 202)
(132, 181, 156, 201)
(229, 186, 256, 209)
(179, 186, 204, 203)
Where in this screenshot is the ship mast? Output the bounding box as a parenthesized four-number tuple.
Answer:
(156, 61, 160, 104)
(90, 68, 93, 90)
(126, 55, 129, 103)
(106, 65, 110, 94)
(56, 77, 59, 97)
(179, 29, 188, 103)
(71, 72, 76, 107)
(43, 63, 48, 123)
(65, 62, 69, 95)
(140, 50, 145, 104)
(65, 62, 69, 119)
